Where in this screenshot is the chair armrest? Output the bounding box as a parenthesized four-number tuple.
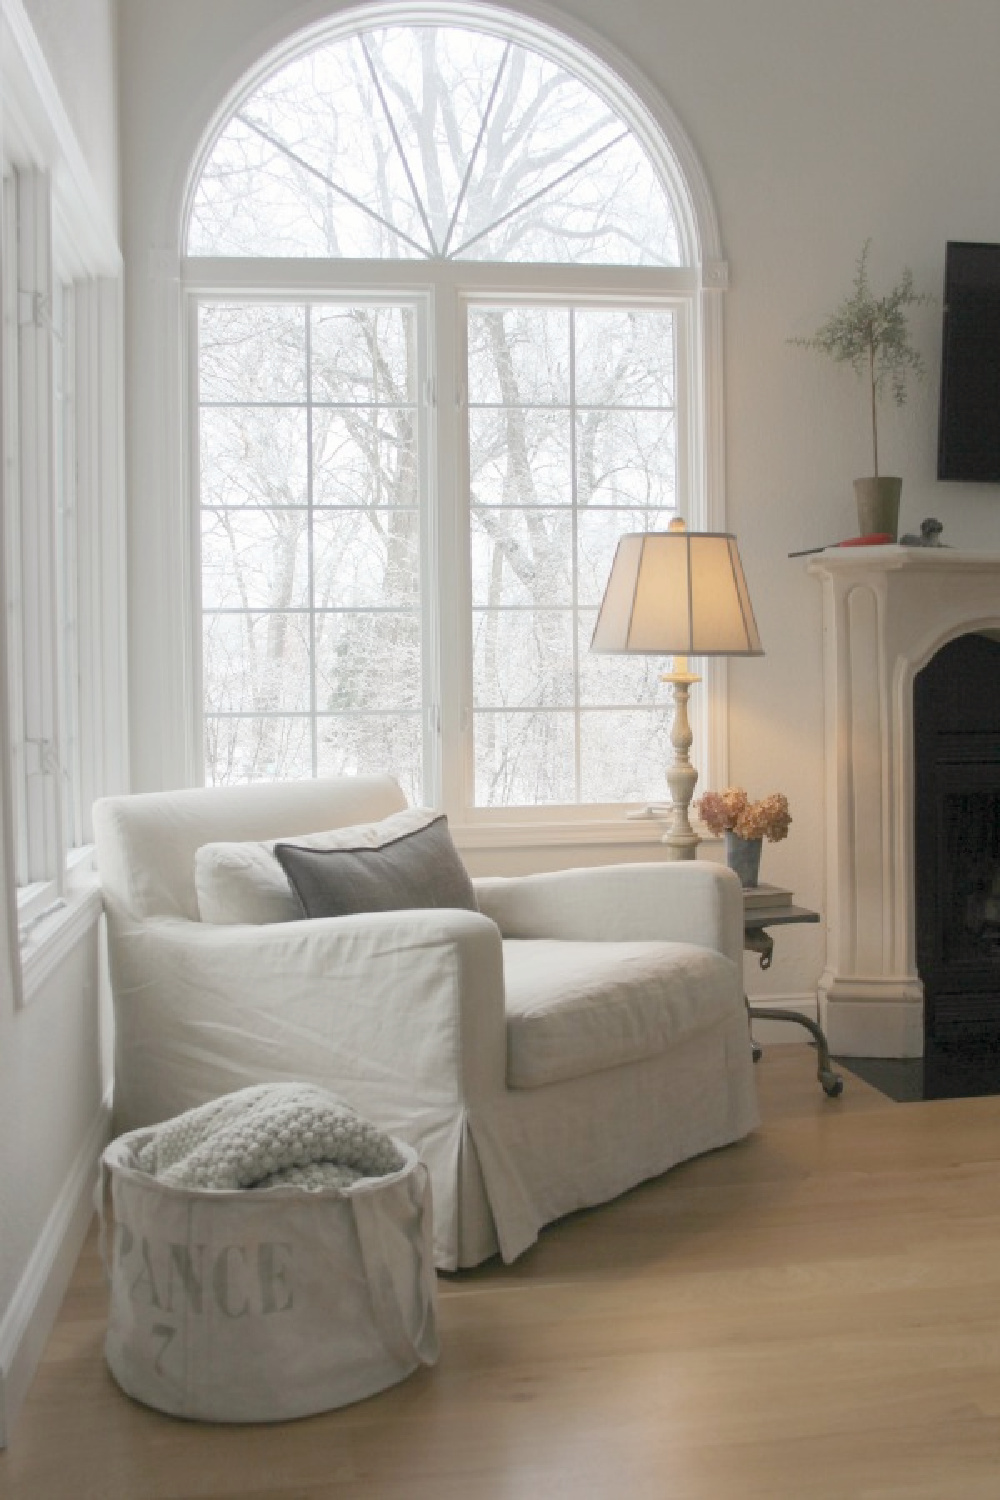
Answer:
(473, 861, 744, 964)
(109, 907, 507, 1104)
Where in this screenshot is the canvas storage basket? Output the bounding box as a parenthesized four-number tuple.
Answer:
(100, 1127, 439, 1423)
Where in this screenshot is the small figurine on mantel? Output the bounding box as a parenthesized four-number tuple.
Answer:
(899, 516, 947, 546)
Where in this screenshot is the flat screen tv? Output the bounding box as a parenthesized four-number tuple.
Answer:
(937, 241, 1000, 483)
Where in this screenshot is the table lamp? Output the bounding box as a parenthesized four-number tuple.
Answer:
(591, 518, 763, 859)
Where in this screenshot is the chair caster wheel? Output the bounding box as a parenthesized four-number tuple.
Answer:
(820, 1072, 844, 1097)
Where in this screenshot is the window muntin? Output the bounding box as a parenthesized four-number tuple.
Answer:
(187, 25, 680, 266)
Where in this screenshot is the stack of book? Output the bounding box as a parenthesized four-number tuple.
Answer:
(743, 882, 793, 911)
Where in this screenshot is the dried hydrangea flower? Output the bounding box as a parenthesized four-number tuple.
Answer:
(694, 787, 791, 842)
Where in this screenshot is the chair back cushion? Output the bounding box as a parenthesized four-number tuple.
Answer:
(274, 814, 477, 921)
(93, 775, 407, 921)
(198, 807, 456, 925)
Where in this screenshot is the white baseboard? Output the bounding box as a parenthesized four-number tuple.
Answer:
(816, 974, 924, 1058)
(821, 998, 924, 1058)
(745, 993, 819, 1047)
(0, 1089, 112, 1448)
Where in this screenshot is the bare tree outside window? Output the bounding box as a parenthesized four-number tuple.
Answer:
(189, 23, 690, 808)
(468, 305, 676, 805)
(200, 301, 422, 796)
(189, 27, 678, 265)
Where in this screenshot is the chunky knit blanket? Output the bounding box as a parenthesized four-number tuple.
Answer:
(133, 1082, 406, 1193)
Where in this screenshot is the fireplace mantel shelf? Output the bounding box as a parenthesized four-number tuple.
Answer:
(806, 544, 1000, 577)
(807, 544, 1000, 1058)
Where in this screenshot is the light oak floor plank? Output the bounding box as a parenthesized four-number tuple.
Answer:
(3, 1047, 1000, 1500)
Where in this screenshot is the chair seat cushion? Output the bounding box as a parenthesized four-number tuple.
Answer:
(502, 939, 740, 1089)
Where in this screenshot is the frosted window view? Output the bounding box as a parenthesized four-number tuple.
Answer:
(190, 22, 690, 808)
(187, 26, 680, 266)
(469, 305, 677, 806)
(199, 301, 422, 796)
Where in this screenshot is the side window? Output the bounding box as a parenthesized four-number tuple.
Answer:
(5, 166, 65, 897)
(1, 167, 29, 882)
(1, 160, 121, 958)
(0, 5, 126, 999)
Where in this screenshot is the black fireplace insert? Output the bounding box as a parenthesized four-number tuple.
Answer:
(914, 631, 1000, 1065)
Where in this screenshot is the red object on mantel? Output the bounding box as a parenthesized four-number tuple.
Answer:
(787, 532, 893, 557)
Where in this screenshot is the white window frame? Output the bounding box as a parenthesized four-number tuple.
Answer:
(189, 285, 436, 797)
(455, 284, 696, 824)
(151, 1, 730, 848)
(185, 258, 709, 821)
(0, 0, 127, 1003)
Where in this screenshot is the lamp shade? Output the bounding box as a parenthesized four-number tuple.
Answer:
(590, 521, 763, 657)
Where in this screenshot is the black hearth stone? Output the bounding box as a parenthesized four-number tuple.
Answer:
(836, 1037, 1000, 1102)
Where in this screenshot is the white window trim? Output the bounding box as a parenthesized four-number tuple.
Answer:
(16, 167, 62, 888)
(17, 860, 102, 1000)
(142, 1, 732, 839)
(1, 0, 126, 1005)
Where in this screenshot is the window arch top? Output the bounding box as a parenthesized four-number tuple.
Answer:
(187, 23, 682, 265)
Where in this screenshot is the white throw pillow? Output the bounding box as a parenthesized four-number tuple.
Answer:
(194, 806, 439, 925)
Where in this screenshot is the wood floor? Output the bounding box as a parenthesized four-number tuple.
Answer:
(4, 1047, 1000, 1500)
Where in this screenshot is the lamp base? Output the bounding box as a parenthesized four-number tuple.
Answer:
(661, 829, 700, 861)
(659, 660, 701, 862)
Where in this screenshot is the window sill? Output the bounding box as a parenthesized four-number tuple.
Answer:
(18, 873, 103, 1007)
(453, 814, 676, 853)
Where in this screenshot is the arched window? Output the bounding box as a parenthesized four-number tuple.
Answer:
(184, 9, 724, 817)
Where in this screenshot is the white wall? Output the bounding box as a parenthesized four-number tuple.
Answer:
(21, 0, 118, 224)
(0, 0, 118, 1444)
(117, 0, 1000, 1013)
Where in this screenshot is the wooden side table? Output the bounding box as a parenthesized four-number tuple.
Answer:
(744, 890, 844, 1098)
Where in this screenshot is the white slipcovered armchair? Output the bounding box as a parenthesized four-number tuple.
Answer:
(94, 775, 759, 1269)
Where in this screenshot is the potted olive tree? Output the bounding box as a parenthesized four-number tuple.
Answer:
(791, 239, 931, 540)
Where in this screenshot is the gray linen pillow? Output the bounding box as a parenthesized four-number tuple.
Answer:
(273, 814, 478, 919)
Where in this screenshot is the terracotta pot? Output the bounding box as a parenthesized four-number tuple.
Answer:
(854, 477, 902, 541)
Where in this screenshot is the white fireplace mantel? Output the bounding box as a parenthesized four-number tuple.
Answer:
(807, 545, 1000, 1057)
